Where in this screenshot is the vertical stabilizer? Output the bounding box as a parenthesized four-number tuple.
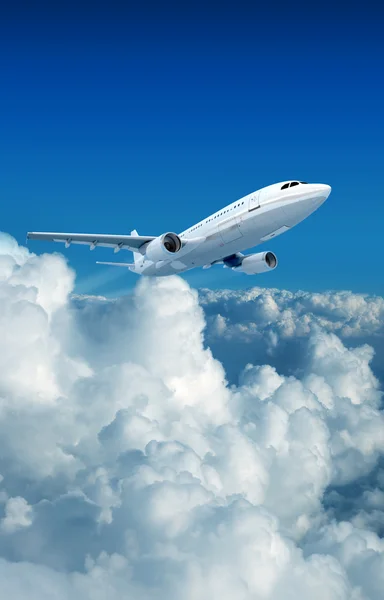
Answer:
(130, 230, 142, 268)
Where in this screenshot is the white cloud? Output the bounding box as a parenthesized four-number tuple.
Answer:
(0, 232, 383, 598)
(1, 497, 33, 533)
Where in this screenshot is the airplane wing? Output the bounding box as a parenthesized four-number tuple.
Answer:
(26, 232, 156, 253)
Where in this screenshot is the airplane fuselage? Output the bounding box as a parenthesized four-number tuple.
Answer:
(27, 180, 331, 278)
(134, 181, 331, 276)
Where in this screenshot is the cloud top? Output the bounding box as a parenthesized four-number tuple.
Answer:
(0, 233, 383, 599)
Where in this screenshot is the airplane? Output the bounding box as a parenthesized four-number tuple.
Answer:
(27, 180, 331, 277)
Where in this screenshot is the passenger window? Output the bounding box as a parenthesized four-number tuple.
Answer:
(281, 183, 289, 190)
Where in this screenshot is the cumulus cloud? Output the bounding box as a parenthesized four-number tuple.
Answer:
(1, 497, 33, 533)
(200, 286, 384, 386)
(0, 232, 383, 598)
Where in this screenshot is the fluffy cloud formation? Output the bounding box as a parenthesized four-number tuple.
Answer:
(0, 232, 384, 599)
(200, 286, 384, 386)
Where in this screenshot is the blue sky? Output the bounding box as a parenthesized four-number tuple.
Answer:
(1, 2, 383, 296)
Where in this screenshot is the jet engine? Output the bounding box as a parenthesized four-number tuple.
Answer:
(231, 251, 277, 274)
(144, 232, 182, 262)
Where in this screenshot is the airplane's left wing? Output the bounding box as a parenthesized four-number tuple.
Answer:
(26, 232, 156, 253)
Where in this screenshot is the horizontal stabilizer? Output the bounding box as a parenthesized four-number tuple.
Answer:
(96, 261, 135, 269)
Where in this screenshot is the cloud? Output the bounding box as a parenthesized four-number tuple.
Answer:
(1, 497, 33, 533)
(200, 285, 384, 386)
(0, 232, 383, 598)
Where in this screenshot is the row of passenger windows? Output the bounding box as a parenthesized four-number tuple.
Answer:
(281, 181, 308, 190)
(205, 201, 245, 224)
(189, 223, 203, 232)
(186, 201, 245, 233)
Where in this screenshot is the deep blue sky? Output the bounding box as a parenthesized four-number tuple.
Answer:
(1, 2, 383, 296)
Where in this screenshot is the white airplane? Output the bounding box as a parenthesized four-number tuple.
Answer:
(27, 180, 331, 277)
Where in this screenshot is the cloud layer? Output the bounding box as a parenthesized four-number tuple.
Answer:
(0, 232, 383, 599)
(200, 286, 384, 386)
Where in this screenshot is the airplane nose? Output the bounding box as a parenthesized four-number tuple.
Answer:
(281, 183, 331, 226)
(314, 184, 331, 207)
(320, 184, 332, 199)
(310, 183, 332, 210)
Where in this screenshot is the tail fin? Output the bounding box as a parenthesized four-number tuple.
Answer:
(130, 230, 142, 268)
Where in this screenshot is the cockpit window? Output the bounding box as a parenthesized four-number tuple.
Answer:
(282, 181, 307, 190)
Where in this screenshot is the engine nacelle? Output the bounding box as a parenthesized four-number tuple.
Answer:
(232, 251, 277, 275)
(144, 232, 182, 262)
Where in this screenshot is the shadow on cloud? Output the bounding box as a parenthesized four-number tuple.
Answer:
(0, 232, 383, 599)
